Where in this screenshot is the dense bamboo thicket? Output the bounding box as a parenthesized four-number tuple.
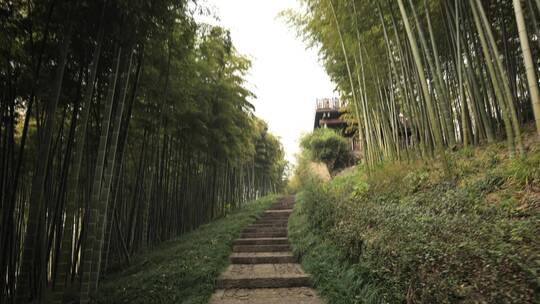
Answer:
(0, 1, 286, 303)
(286, 0, 540, 167)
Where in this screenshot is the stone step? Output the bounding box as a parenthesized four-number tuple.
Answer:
(257, 217, 289, 222)
(243, 228, 287, 234)
(233, 237, 289, 246)
(270, 201, 293, 206)
(268, 206, 294, 211)
(258, 214, 290, 218)
(255, 218, 289, 223)
(263, 211, 291, 215)
(267, 208, 294, 212)
(266, 207, 292, 211)
(255, 216, 289, 224)
(233, 244, 290, 252)
(209, 288, 324, 304)
(216, 264, 311, 289)
(248, 224, 288, 229)
(248, 223, 288, 228)
(264, 209, 293, 214)
(241, 232, 287, 238)
(256, 215, 289, 222)
(260, 214, 291, 218)
(261, 212, 291, 216)
(230, 252, 296, 264)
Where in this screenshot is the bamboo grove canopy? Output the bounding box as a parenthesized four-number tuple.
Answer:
(284, 0, 540, 167)
(0, 0, 286, 303)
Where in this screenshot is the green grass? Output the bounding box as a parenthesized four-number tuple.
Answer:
(288, 199, 385, 304)
(289, 140, 540, 303)
(94, 195, 278, 304)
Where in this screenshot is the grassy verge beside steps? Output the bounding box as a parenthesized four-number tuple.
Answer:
(94, 195, 278, 304)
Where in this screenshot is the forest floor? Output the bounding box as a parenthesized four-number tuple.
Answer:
(94, 195, 277, 304)
(288, 130, 540, 303)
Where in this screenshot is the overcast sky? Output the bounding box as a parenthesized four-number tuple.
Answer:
(195, 0, 336, 165)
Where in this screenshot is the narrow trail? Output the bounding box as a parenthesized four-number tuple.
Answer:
(210, 197, 324, 303)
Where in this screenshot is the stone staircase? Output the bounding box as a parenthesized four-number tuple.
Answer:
(209, 197, 324, 303)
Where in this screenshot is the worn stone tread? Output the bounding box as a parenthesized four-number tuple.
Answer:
(241, 232, 287, 238)
(209, 288, 324, 304)
(256, 218, 289, 221)
(248, 224, 288, 229)
(233, 244, 290, 252)
(243, 227, 288, 233)
(233, 237, 289, 245)
(230, 252, 296, 264)
(259, 215, 290, 219)
(216, 264, 311, 289)
(264, 209, 293, 214)
(254, 220, 289, 225)
(257, 216, 290, 220)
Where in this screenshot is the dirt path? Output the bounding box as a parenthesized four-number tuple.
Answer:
(209, 197, 324, 304)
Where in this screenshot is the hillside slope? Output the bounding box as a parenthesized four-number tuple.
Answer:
(94, 195, 277, 304)
(289, 139, 540, 303)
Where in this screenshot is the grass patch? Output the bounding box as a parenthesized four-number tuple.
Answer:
(289, 140, 540, 303)
(289, 199, 385, 304)
(95, 195, 278, 304)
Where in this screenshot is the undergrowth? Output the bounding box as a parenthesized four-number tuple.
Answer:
(289, 140, 540, 303)
(94, 195, 277, 304)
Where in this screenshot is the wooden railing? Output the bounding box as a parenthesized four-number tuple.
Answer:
(315, 97, 344, 110)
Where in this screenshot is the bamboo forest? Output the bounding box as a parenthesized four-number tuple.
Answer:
(286, 0, 540, 166)
(1, 0, 539, 303)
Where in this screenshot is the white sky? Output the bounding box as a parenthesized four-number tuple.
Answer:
(195, 0, 336, 165)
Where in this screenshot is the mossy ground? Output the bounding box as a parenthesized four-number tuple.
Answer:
(289, 134, 540, 303)
(94, 195, 277, 304)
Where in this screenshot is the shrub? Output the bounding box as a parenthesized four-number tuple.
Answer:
(298, 181, 336, 233)
(300, 128, 353, 173)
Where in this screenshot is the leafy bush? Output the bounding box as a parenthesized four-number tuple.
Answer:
(288, 129, 354, 193)
(331, 168, 369, 200)
(298, 182, 336, 234)
(300, 128, 353, 173)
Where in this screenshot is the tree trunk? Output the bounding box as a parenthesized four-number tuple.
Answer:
(396, 0, 448, 170)
(79, 47, 122, 304)
(514, 0, 540, 136)
(16, 14, 72, 303)
(53, 6, 105, 301)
